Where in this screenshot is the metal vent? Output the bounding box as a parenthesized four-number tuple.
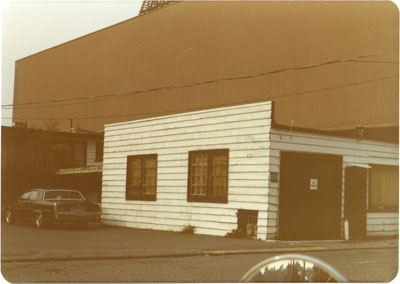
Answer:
(237, 209, 258, 237)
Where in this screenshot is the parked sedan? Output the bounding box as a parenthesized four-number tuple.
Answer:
(4, 189, 101, 228)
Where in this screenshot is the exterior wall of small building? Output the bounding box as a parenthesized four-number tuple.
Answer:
(101, 100, 397, 239)
(366, 212, 398, 236)
(101, 102, 273, 239)
(270, 128, 399, 238)
(1, 126, 104, 209)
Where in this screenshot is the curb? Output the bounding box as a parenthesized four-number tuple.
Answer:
(2, 245, 397, 263)
(204, 245, 397, 256)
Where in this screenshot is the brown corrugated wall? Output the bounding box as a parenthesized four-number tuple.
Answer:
(13, 1, 399, 133)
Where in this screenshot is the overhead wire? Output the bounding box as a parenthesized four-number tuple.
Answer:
(3, 74, 398, 112)
(348, 59, 399, 64)
(313, 115, 398, 129)
(2, 74, 398, 123)
(3, 112, 398, 132)
(2, 49, 398, 110)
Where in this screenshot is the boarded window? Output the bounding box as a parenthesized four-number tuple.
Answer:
(369, 165, 399, 212)
(188, 149, 229, 203)
(126, 154, 157, 201)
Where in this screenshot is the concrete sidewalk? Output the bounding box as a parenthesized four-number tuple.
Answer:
(2, 223, 398, 263)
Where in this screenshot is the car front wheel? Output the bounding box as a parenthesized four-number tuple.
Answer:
(5, 209, 13, 224)
(35, 212, 45, 229)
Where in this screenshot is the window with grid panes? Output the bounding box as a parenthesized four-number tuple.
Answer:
(126, 154, 157, 201)
(188, 149, 229, 203)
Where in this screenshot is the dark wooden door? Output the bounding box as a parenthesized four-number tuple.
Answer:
(344, 166, 367, 239)
(279, 152, 342, 240)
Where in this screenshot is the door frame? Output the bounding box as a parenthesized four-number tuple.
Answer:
(278, 151, 343, 240)
(344, 166, 368, 239)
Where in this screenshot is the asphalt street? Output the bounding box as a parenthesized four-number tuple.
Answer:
(1, 222, 398, 282)
(2, 248, 398, 282)
(1, 222, 271, 256)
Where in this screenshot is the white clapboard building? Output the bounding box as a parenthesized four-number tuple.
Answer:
(101, 101, 398, 240)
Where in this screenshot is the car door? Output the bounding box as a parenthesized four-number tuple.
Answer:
(25, 190, 40, 220)
(14, 191, 32, 220)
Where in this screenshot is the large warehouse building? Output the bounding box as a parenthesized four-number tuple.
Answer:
(12, 1, 398, 137)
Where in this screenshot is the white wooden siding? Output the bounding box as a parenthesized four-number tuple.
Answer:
(102, 102, 273, 239)
(367, 212, 399, 236)
(87, 140, 102, 167)
(270, 128, 398, 238)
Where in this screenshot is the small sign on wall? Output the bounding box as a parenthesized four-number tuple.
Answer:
(310, 179, 318, 190)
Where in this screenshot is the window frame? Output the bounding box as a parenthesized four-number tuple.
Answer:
(44, 190, 86, 201)
(20, 191, 32, 201)
(187, 149, 229, 203)
(28, 190, 39, 201)
(368, 164, 399, 213)
(126, 154, 158, 201)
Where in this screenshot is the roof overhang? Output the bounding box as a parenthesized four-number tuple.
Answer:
(56, 165, 102, 175)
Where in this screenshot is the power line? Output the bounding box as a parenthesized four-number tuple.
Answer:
(314, 115, 398, 129)
(3, 112, 397, 133)
(348, 59, 399, 64)
(3, 49, 398, 110)
(3, 112, 397, 127)
(275, 75, 397, 100)
(5, 74, 398, 112)
(3, 74, 398, 123)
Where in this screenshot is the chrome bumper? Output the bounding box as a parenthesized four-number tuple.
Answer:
(54, 212, 101, 222)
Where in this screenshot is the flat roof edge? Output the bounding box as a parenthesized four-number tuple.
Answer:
(271, 125, 399, 145)
(104, 101, 273, 128)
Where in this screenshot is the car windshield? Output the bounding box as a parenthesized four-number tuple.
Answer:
(44, 191, 85, 200)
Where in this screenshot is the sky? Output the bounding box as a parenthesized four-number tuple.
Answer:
(1, 0, 143, 126)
